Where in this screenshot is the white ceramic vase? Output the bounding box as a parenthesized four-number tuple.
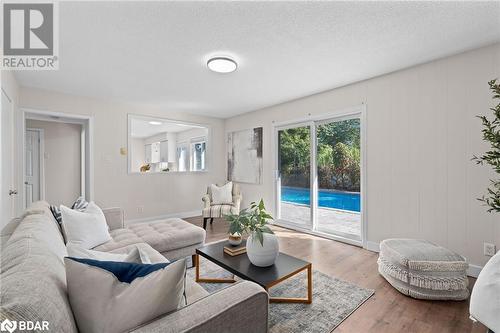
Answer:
(246, 232, 279, 267)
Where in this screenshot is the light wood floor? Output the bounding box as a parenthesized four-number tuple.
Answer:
(184, 216, 487, 333)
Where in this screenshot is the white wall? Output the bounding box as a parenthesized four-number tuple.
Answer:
(26, 119, 82, 206)
(19, 88, 226, 221)
(225, 43, 500, 268)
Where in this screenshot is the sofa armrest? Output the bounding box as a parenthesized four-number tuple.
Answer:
(130, 281, 268, 333)
(202, 194, 211, 209)
(102, 207, 124, 230)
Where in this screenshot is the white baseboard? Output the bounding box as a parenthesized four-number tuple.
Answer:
(467, 264, 482, 278)
(364, 240, 483, 278)
(365, 241, 380, 252)
(126, 210, 200, 225)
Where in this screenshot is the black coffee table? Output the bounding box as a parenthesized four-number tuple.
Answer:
(195, 240, 312, 303)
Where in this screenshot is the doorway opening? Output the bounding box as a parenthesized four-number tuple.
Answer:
(22, 110, 93, 208)
(274, 106, 365, 246)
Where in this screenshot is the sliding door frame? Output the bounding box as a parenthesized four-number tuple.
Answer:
(273, 104, 367, 248)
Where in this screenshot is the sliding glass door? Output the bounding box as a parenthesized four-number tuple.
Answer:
(277, 124, 312, 227)
(275, 113, 363, 243)
(316, 118, 361, 240)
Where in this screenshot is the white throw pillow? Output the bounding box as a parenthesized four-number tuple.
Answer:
(211, 182, 233, 205)
(61, 202, 112, 249)
(66, 244, 153, 264)
(65, 257, 186, 333)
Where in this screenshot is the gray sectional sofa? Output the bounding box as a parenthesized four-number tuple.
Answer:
(0, 201, 269, 333)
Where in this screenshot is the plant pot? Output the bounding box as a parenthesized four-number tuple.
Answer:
(228, 233, 242, 246)
(246, 232, 279, 267)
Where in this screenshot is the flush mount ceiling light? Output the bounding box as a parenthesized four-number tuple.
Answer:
(207, 56, 237, 73)
(149, 121, 162, 125)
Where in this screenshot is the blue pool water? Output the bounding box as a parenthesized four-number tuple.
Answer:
(281, 187, 360, 212)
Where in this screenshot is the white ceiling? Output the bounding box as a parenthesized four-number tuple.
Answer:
(130, 116, 206, 138)
(14, 1, 500, 118)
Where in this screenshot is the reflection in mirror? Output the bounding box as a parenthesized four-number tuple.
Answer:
(128, 115, 209, 173)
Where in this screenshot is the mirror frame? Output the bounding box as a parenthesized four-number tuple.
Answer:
(127, 114, 212, 175)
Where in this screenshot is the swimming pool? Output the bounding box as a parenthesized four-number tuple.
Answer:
(281, 186, 360, 212)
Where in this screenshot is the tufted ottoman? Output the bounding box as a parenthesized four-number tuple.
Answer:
(94, 218, 206, 261)
(377, 239, 469, 300)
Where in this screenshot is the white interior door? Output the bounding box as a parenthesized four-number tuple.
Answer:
(1, 89, 16, 226)
(25, 129, 41, 207)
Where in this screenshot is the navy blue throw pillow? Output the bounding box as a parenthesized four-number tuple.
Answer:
(66, 257, 171, 283)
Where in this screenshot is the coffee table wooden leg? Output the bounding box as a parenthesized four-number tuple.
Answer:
(195, 254, 236, 283)
(268, 263, 312, 304)
(307, 263, 312, 303)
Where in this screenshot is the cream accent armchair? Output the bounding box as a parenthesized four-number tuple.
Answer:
(202, 182, 242, 229)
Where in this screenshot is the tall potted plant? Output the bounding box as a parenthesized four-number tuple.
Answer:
(473, 79, 500, 213)
(225, 199, 279, 267)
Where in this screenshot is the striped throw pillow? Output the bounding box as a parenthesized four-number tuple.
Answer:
(50, 205, 62, 225)
(71, 196, 89, 211)
(50, 197, 89, 227)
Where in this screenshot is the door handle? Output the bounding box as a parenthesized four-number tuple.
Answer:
(9, 190, 18, 196)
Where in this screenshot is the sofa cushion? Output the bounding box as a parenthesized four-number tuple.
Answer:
(1, 217, 22, 249)
(0, 210, 77, 333)
(65, 257, 186, 333)
(93, 218, 205, 255)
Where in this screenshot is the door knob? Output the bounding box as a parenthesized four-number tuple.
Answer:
(9, 190, 18, 196)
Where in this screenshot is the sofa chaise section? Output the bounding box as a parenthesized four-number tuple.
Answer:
(98, 207, 206, 261)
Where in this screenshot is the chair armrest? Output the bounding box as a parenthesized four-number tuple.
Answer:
(202, 194, 211, 209)
(102, 207, 124, 230)
(130, 281, 268, 333)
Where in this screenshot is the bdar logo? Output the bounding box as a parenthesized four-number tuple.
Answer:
(0, 319, 17, 333)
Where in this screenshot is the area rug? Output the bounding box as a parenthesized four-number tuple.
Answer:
(186, 258, 374, 332)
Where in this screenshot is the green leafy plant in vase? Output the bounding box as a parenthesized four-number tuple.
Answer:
(225, 199, 279, 267)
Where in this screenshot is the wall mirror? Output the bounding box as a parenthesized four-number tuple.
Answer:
(128, 115, 209, 174)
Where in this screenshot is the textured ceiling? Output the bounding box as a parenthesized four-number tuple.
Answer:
(14, 1, 500, 118)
